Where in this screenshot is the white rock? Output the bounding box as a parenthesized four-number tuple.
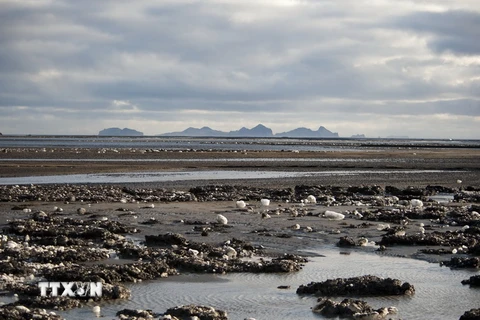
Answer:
(216, 214, 228, 225)
(410, 199, 423, 208)
(15, 305, 30, 313)
(236, 200, 246, 208)
(225, 246, 237, 258)
(260, 199, 270, 206)
(307, 195, 317, 203)
(324, 210, 345, 220)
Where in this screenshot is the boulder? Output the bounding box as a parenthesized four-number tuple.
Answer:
(459, 308, 480, 320)
(297, 275, 415, 296)
(164, 305, 228, 320)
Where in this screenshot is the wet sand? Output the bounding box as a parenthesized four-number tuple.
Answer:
(1, 147, 480, 188)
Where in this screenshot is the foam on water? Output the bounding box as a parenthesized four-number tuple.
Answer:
(58, 245, 480, 320)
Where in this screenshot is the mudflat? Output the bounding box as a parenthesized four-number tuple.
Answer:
(1, 144, 479, 319)
(1, 147, 480, 188)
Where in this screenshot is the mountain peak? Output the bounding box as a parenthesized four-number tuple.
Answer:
(159, 125, 339, 138)
(98, 127, 143, 136)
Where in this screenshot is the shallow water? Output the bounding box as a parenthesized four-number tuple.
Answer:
(0, 169, 456, 185)
(57, 245, 480, 320)
(429, 193, 455, 204)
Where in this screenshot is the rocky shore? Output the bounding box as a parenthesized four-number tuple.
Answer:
(0, 181, 479, 319)
(1, 144, 480, 319)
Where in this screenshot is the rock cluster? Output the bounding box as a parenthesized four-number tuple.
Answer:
(442, 257, 480, 269)
(163, 304, 228, 320)
(2, 183, 477, 205)
(1, 211, 306, 318)
(116, 308, 157, 319)
(296, 275, 415, 296)
(313, 298, 397, 319)
(0, 305, 63, 320)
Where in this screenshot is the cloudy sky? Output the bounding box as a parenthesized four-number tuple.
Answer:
(1, 0, 479, 138)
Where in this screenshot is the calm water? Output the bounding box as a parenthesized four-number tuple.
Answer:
(57, 245, 480, 320)
(0, 169, 456, 185)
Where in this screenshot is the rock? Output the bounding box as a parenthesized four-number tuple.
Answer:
(0, 305, 64, 319)
(442, 257, 480, 269)
(297, 275, 415, 296)
(312, 298, 396, 319)
(216, 214, 228, 225)
(459, 308, 480, 320)
(145, 233, 188, 246)
(164, 305, 228, 320)
(116, 308, 156, 319)
(338, 236, 356, 247)
(10, 296, 82, 311)
(236, 200, 246, 208)
(324, 210, 345, 220)
(461, 275, 480, 287)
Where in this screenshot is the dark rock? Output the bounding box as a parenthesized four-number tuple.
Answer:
(145, 233, 189, 246)
(0, 305, 64, 320)
(164, 304, 228, 320)
(379, 231, 477, 249)
(338, 236, 356, 247)
(459, 308, 480, 320)
(461, 275, 480, 287)
(347, 185, 383, 196)
(296, 275, 415, 296)
(116, 308, 156, 319)
(442, 257, 480, 269)
(10, 296, 82, 310)
(42, 260, 176, 284)
(189, 185, 294, 202)
(385, 186, 426, 198)
(426, 185, 455, 193)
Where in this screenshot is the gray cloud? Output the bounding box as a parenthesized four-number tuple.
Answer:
(0, 0, 479, 138)
(394, 10, 480, 55)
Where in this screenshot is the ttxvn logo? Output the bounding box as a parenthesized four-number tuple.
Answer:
(38, 282, 102, 297)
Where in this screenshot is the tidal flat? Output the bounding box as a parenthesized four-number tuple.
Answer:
(0, 144, 479, 320)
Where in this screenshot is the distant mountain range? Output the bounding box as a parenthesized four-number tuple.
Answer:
(160, 124, 339, 138)
(98, 127, 143, 136)
(97, 124, 370, 138)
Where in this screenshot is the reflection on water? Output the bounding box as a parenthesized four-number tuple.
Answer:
(429, 193, 455, 204)
(0, 169, 456, 185)
(57, 246, 480, 320)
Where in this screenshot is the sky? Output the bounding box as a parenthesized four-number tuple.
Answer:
(0, 0, 479, 138)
